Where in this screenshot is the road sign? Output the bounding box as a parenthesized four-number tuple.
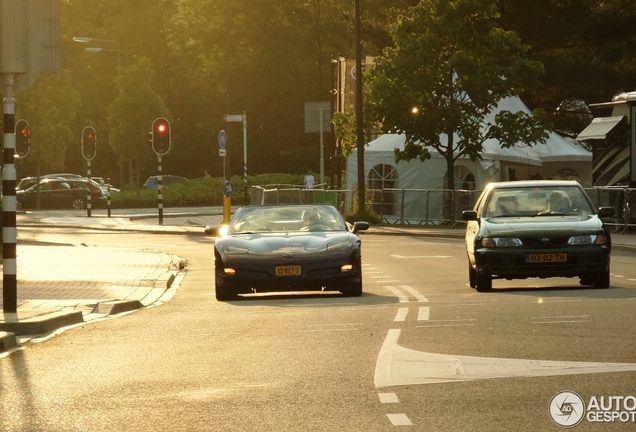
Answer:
(218, 130, 227, 149)
(223, 180, 235, 196)
(219, 148, 226, 157)
(224, 114, 243, 122)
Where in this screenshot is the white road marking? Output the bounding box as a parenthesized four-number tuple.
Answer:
(374, 329, 636, 387)
(417, 307, 430, 321)
(379, 393, 399, 403)
(399, 285, 428, 302)
(390, 254, 452, 259)
(386, 413, 413, 426)
(416, 319, 475, 328)
(394, 308, 408, 322)
(385, 286, 409, 303)
(532, 315, 591, 324)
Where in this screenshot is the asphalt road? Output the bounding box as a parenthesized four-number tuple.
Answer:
(1, 229, 635, 431)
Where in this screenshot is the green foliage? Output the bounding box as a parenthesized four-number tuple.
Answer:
(16, 71, 81, 173)
(107, 58, 170, 182)
(109, 173, 308, 208)
(366, 0, 553, 190)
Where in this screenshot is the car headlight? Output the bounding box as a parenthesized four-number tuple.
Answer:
(567, 234, 607, 245)
(221, 245, 250, 254)
(327, 239, 354, 251)
(481, 237, 523, 248)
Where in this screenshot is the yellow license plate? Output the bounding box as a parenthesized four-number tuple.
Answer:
(275, 265, 302, 276)
(526, 253, 567, 263)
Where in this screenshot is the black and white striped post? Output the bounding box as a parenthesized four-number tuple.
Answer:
(2, 75, 18, 313)
(107, 180, 112, 218)
(151, 118, 171, 225)
(81, 126, 97, 217)
(157, 155, 163, 225)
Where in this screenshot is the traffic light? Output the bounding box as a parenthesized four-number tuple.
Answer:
(81, 126, 97, 160)
(152, 117, 171, 155)
(15, 119, 30, 157)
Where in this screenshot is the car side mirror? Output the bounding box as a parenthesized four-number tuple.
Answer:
(597, 207, 615, 218)
(204, 226, 219, 236)
(352, 221, 369, 234)
(462, 210, 478, 221)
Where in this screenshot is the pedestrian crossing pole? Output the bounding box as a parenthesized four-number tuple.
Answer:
(158, 155, 163, 225)
(151, 118, 171, 226)
(81, 126, 97, 217)
(2, 75, 18, 313)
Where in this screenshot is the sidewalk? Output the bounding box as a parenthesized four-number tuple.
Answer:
(1, 210, 209, 352)
(2, 208, 635, 353)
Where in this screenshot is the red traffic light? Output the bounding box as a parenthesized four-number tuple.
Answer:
(15, 119, 30, 157)
(82, 126, 97, 160)
(152, 118, 171, 154)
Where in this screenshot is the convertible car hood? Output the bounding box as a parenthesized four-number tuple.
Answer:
(482, 215, 604, 237)
(216, 231, 357, 255)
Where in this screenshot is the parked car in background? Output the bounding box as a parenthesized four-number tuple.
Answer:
(91, 177, 121, 193)
(16, 178, 107, 210)
(143, 175, 189, 190)
(207, 204, 370, 301)
(17, 176, 38, 191)
(462, 180, 614, 292)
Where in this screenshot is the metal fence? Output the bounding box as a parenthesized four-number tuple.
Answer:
(250, 185, 636, 232)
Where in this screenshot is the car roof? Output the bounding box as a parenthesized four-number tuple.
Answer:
(485, 180, 582, 190)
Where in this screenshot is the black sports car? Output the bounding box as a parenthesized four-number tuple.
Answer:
(462, 180, 614, 292)
(208, 204, 369, 301)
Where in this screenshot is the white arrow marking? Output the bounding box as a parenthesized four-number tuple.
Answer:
(375, 329, 636, 387)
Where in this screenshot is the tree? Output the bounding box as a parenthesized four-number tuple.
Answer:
(16, 71, 82, 177)
(366, 0, 552, 192)
(107, 58, 170, 188)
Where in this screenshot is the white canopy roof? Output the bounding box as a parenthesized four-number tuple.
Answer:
(365, 96, 591, 164)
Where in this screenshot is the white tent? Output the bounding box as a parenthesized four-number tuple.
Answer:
(345, 96, 592, 221)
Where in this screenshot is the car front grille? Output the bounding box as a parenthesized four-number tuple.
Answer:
(520, 236, 569, 247)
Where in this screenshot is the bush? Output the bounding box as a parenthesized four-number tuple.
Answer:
(109, 173, 306, 208)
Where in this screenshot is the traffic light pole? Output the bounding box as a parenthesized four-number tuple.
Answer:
(2, 74, 18, 313)
(157, 154, 163, 225)
(86, 158, 92, 217)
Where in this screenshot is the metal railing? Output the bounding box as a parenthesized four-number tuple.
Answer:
(250, 185, 636, 232)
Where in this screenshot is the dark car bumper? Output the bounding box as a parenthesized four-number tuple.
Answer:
(215, 252, 362, 294)
(473, 245, 611, 279)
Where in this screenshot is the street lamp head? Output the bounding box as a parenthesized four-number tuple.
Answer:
(73, 37, 93, 43)
(85, 47, 104, 53)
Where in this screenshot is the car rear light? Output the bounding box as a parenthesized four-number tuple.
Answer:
(340, 264, 353, 272)
(224, 268, 236, 275)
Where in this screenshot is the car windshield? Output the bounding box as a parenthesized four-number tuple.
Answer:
(483, 185, 595, 217)
(227, 205, 348, 234)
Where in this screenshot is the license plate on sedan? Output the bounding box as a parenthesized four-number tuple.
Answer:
(526, 253, 567, 263)
(275, 265, 302, 276)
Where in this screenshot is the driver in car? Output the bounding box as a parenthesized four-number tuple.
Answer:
(302, 209, 325, 231)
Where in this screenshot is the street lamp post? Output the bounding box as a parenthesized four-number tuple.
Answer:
(72, 37, 128, 67)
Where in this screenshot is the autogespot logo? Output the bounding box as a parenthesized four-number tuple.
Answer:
(550, 391, 585, 428)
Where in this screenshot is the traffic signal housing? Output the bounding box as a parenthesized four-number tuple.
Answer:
(15, 119, 30, 157)
(82, 126, 97, 160)
(152, 118, 171, 155)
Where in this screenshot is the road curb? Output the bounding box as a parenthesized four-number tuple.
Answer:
(0, 310, 84, 336)
(0, 331, 17, 352)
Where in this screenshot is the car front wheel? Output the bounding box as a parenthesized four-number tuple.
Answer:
(215, 276, 238, 301)
(468, 264, 477, 288)
(340, 280, 362, 297)
(592, 270, 610, 289)
(475, 271, 492, 292)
